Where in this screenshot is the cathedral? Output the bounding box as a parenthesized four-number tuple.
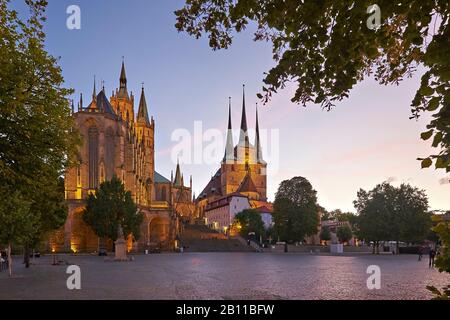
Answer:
(196, 86, 272, 222)
(48, 61, 194, 253)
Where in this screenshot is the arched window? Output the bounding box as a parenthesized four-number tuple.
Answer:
(105, 127, 115, 180)
(76, 165, 81, 186)
(88, 126, 99, 189)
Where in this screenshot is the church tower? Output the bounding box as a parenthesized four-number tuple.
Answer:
(136, 85, 155, 205)
(219, 85, 267, 201)
(110, 59, 135, 124)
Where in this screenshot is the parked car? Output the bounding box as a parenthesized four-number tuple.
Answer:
(98, 249, 108, 256)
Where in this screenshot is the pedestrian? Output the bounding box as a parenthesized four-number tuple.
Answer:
(418, 246, 423, 261)
(429, 248, 436, 269)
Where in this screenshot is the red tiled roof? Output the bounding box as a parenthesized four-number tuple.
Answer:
(237, 172, 258, 193)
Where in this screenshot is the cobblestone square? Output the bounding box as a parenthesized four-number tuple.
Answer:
(1, 253, 449, 300)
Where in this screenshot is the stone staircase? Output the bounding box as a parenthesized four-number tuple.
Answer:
(180, 224, 254, 252)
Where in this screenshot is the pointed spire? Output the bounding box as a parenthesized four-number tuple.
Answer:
(118, 58, 129, 99)
(174, 159, 182, 186)
(181, 174, 184, 187)
(137, 85, 150, 126)
(224, 97, 235, 162)
(92, 76, 97, 101)
(80, 93, 83, 111)
(120, 57, 127, 83)
(238, 84, 249, 146)
(87, 77, 98, 111)
(255, 103, 264, 163)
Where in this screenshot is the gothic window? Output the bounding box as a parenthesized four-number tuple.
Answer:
(105, 127, 115, 180)
(76, 165, 81, 186)
(88, 126, 99, 189)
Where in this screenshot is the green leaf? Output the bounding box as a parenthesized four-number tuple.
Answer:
(421, 158, 432, 168)
(419, 86, 434, 96)
(432, 132, 443, 147)
(421, 130, 433, 141)
(427, 97, 440, 111)
(435, 157, 446, 169)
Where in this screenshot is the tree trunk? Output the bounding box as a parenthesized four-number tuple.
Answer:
(8, 243, 12, 277)
(23, 243, 30, 268)
(396, 241, 399, 255)
(372, 243, 375, 254)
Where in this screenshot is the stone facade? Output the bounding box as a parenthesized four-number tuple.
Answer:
(48, 61, 193, 253)
(196, 86, 271, 221)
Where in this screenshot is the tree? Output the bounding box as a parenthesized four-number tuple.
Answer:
(337, 225, 353, 244)
(273, 177, 319, 242)
(393, 183, 431, 247)
(0, 0, 79, 262)
(354, 182, 431, 253)
(427, 215, 450, 300)
(234, 209, 265, 239)
(354, 183, 396, 254)
(175, 1, 450, 172)
(320, 227, 331, 242)
(83, 176, 144, 246)
(0, 190, 35, 277)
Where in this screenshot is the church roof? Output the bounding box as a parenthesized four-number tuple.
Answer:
(137, 87, 151, 126)
(238, 84, 250, 147)
(197, 169, 222, 201)
(174, 161, 182, 186)
(154, 171, 170, 184)
(237, 172, 258, 193)
(117, 61, 129, 100)
(255, 205, 273, 214)
(96, 90, 116, 115)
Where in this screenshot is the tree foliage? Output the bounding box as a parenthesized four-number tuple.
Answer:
(427, 215, 450, 300)
(337, 225, 353, 244)
(273, 176, 319, 242)
(0, 0, 79, 250)
(234, 209, 265, 239)
(175, 0, 450, 172)
(320, 226, 331, 242)
(0, 190, 35, 276)
(83, 176, 144, 242)
(354, 182, 431, 251)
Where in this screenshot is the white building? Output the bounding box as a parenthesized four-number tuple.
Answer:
(205, 193, 251, 233)
(255, 206, 274, 230)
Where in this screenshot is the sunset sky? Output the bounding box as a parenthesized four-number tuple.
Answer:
(13, 0, 450, 212)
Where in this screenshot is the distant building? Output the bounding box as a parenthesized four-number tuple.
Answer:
(205, 194, 251, 233)
(255, 206, 274, 230)
(196, 86, 271, 222)
(48, 61, 194, 253)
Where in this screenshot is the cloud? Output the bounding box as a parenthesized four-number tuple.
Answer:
(439, 177, 450, 185)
